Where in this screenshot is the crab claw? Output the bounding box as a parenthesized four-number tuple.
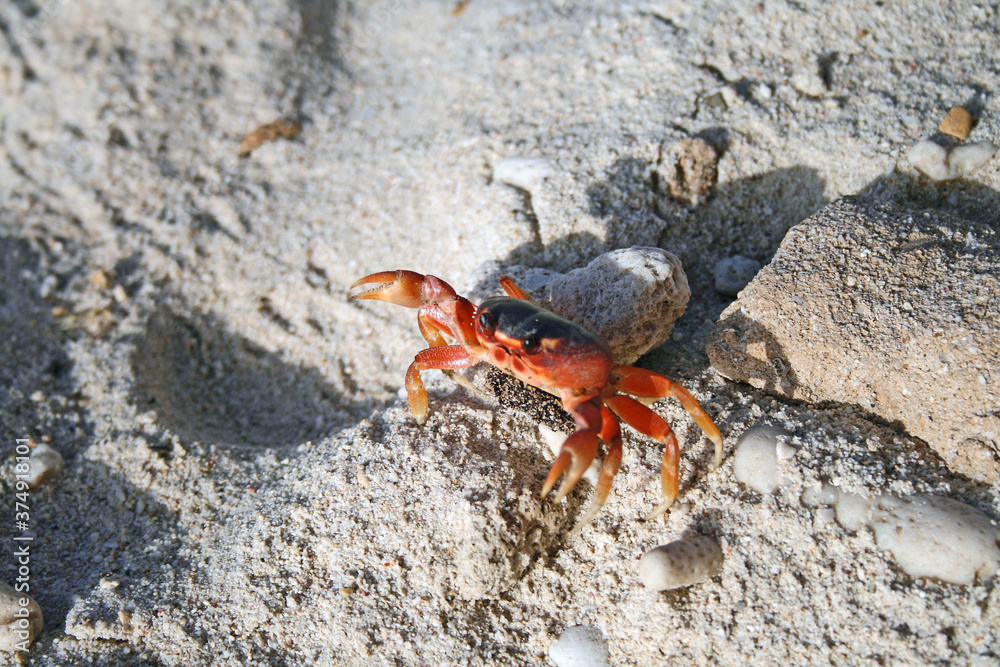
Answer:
(350, 270, 427, 308)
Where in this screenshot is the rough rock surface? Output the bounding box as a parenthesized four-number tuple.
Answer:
(708, 197, 1000, 482)
(470, 247, 690, 366)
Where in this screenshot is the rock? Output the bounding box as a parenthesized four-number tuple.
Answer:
(947, 142, 998, 177)
(637, 535, 724, 591)
(548, 624, 610, 667)
(663, 138, 719, 205)
(791, 67, 827, 97)
(938, 105, 973, 140)
(25, 443, 65, 488)
(907, 138, 997, 181)
(869, 494, 1000, 585)
(0, 583, 43, 652)
(731, 424, 792, 495)
(472, 247, 690, 365)
(708, 197, 1000, 483)
(801, 484, 873, 533)
(713, 255, 761, 296)
(803, 489, 1000, 585)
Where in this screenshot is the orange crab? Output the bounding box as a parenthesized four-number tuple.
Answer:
(351, 270, 723, 528)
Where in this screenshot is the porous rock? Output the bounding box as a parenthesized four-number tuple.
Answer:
(637, 535, 724, 591)
(663, 137, 719, 205)
(869, 494, 1000, 585)
(708, 197, 1000, 483)
(471, 247, 690, 366)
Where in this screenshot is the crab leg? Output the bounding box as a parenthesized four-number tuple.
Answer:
(612, 366, 723, 469)
(404, 345, 476, 424)
(498, 275, 536, 302)
(604, 394, 680, 519)
(570, 405, 624, 532)
(541, 395, 603, 501)
(541, 429, 600, 502)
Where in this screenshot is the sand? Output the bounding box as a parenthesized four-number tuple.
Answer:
(1, 1, 998, 664)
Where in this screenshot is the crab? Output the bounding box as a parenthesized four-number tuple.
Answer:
(350, 269, 724, 528)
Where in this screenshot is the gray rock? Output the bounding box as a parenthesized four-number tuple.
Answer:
(475, 247, 691, 366)
(708, 197, 1000, 482)
(713, 255, 762, 296)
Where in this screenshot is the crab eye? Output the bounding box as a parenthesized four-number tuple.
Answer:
(478, 311, 497, 332)
(521, 335, 540, 353)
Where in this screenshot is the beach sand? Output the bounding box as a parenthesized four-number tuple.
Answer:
(1, 1, 998, 664)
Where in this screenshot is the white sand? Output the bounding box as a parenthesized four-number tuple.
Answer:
(1, 1, 998, 664)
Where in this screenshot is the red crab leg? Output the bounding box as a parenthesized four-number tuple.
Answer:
(571, 405, 624, 531)
(498, 275, 532, 300)
(498, 275, 545, 306)
(604, 394, 680, 520)
(541, 429, 599, 502)
(541, 395, 602, 501)
(404, 345, 476, 424)
(418, 312, 449, 347)
(612, 366, 723, 469)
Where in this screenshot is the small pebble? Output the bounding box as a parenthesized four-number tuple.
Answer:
(701, 91, 726, 109)
(638, 535, 724, 591)
(720, 85, 739, 107)
(99, 578, 120, 591)
(908, 138, 997, 181)
(833, 490, 871, 532)
(791, 68, 826, 97)
(948, 141, 998, 177)
(39, 274, 58, 298)
(238, 118, 301, 157)
(753, 82, 773, 100)
(91, 269, 112, 290)
(713, 256, 761, 297)
(548, 625, 610, 667)
(492, 156, 552, 191)
(732, 424, 790, 494)
(0, 583, 43, 652)
(815, 508, 836, 525)
(938, 105, 973, 140)
(112, 284, 129, 303)
(25, 443, 65, 487)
